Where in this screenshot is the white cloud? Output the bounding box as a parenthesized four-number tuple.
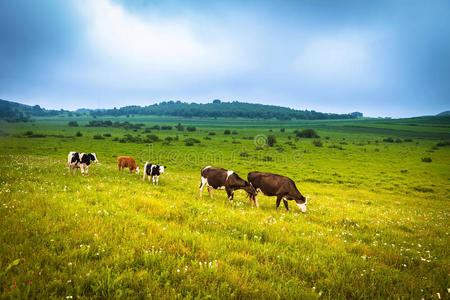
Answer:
(292, 32, 381, 87)
(76, 0, 250, 82)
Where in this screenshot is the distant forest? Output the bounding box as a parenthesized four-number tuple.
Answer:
(0, 99, 363, 122)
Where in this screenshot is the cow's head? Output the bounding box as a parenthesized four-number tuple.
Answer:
(159, 166, 165, 173)
(90, 153, 99, 163)
(135, 167, 140, 174)
(243, 181, 256, 198)
(295, 195, 307, 213)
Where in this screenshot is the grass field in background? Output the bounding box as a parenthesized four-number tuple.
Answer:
(0, 116, 449, 299)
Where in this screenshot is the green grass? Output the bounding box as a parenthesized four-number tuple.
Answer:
(0, 116, 449, 299)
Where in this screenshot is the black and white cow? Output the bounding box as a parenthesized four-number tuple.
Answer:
(67, 152, 99, 176)
(199, 166, 255, 202)
(247, 172, 307, 212)
(142, 162, 166, 184)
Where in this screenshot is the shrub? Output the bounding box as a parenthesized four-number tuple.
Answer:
(313, 140, 323, 147)
(280, 128, 285, 132)
(143, 128, 152, 133)
(175, 123, 184, 131)
(267, 135, 276, 147)
(404, 138, 413, 142)
(240, 152, 249, 157)
(232, 130, 238, 135)
(93, 134, 104, 140)
(68, 121, 79, 127)
(186, 126, 196, 132)
(146, 134, 160, 142)
(262, 156, 273, 161)
(208, 132, 216, 136)
(224, 130, 231, 135)
(383, 137, 394, 143)
(150, 125, 160, 130)
(421, 157, 432, 163)
(295, 128, 319, 138)
(184, 138, 201, 146)
(395, 138, 402, 143)
(24, 131, 33, 136)
(203, 136, 211, 140)
(103, 133, 111, 137)
(436, 140, 450, 147)
(165, 137, 173, 142)
(75, 131, 82, 137)
(161, 125, 172, 130)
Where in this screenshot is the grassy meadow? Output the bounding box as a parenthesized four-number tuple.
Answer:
(0, 116, 449, 299)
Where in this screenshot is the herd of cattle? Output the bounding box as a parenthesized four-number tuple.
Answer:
(67, 152, 307, 212)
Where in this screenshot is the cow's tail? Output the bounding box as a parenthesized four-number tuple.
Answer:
(143, 162, 149, 181)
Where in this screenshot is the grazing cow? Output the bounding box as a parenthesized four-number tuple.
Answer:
(199, 166, 255, 202)
(67, 152, 98, 176)
(247, 172, 307, 212)
(118, 156, 139, 173)
(142, 162, 166, 184)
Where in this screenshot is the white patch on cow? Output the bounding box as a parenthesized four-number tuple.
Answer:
(91, 153, 99, 163)
(136, 167, 140, 174)
(297, 203, 307, 213)
(226, 170, 234, 181)
(217, 186, 226, 190)
(159, 166, 165, 173)
(143, 162, 149, 180)
(203, 166, 211, 170)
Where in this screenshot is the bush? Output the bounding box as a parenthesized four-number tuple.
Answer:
(161, 125, 172, 130)
(93, 134, 104, 140)
(165, 137, 173, 142)
(262, 156, 273, 162)
(267, 135, 276, 147)
(224, 130, 231, 135)
(232, 130, 238, 135)
(313, 139, 323, 147)
(240, 152, 249, 157)
(280, 128, 285, 132)
(203, 136, 211, 140)
(75, 131, 82, 137)
(404, 138, 413, 142)
(175, 123, 184, 131)
(436, 140, 450, 147)
(185, 138, 201, 146)
(68, 121, 79, 127)
(103, 133, 111, 137)
(383, 137, 394, 143)
(395, 138, 402, 143)
(143, 128, 152, 133)
(186, 126, 196, 132)
(208, 132, 216, 136)
(421, 157, 432, 163)
(146, 134, 160, 142)
(295, 128, 319, 138)
(24, 131, 33, 136)
(150, 125, 160, 130)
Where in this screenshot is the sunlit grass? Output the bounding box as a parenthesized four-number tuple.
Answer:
(0, 117, 449, 298)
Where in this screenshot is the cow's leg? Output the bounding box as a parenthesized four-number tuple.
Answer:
(283, 199, 289, 211)
(254, 195, 260, 208)
(72, 166, 76, 175)
(207, 186, 213, 198)
(85, 166, 89, 176)
(276, 195, 282, 208)
(199, 177, 207, 197)
(226, 188, 234, 202)
(152, 176, 156, 185)
(156, 176, 159, 185)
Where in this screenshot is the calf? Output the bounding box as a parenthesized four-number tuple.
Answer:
(199, 166, 255, 202)
(247, 172, 307, 212)
(142, 162, 166, 184)
(118, 156, 139, 173)
(67, 152, 98, 176)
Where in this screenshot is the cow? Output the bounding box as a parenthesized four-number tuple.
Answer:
(199, 166, 255, 202)
(67, 152, 99, 176)
(247, 172, 307, 212)
(118, 156, 139, 173)
(142, 162, 166, 184)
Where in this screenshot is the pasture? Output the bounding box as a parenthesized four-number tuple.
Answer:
(0, 116, 449, 299)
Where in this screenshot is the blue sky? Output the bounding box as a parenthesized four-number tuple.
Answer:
(0, 0, 449, 117)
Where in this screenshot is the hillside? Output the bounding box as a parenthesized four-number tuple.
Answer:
(0, 99, 362, 121)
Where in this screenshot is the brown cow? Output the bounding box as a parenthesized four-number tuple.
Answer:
(247, 172, 307, 212)
(118, 156, 140, 173)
